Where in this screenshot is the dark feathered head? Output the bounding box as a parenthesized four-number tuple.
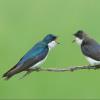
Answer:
(43, 34, 57, 44)
(73, 30, 88, 39)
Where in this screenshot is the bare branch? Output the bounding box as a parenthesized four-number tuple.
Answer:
(34, 65, 100, 72)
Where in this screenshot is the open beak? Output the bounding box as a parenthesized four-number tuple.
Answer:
(55, 37, 60, 44)
(72, 39, 76, 43)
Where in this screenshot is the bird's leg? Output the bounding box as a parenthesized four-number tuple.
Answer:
(87, 64, 100, 70)
(93, 64, 100, 70)
(87, 64, 94, 69)
(19, 69, 33, 79)
(20, 67, 41, 79)
(35, 67, 41, 72)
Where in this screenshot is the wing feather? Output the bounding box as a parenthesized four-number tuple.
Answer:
(3, 42, 48, 79)
(81, 42, 100, 61)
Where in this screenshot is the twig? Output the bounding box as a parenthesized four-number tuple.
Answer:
(34, 65, 100, 72)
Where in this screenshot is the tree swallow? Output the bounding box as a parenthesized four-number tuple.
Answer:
(3, 34, 59, 80)
(73, 30, 100, 66)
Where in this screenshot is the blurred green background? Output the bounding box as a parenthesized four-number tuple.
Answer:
(0, 0, 100, 99)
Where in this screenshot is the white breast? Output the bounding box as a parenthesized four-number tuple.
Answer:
(85, 56, 100, 65)
(75, 37, 83, 46)
(48, 40, 57, 50)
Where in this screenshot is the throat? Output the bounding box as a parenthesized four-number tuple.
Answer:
(75, 37, 83, 46)
(48, 41, 57, 50)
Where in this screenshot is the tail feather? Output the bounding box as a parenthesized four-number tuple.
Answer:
(3, 74, 13, 80)
(2, 64, 20, 80)
(3, 70, 16, 80)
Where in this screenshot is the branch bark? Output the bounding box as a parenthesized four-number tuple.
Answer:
(35, 65, 100, 72)
(19, 65, 100, 79)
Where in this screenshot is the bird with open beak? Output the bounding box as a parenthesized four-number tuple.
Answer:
(73, 30, 100, 66)
(3, 34, 59, 80)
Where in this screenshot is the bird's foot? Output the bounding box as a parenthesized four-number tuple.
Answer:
(19, 67, 41, 79)
(19, 69, 34, 79)
(87, 64, 100, 70)
(35, 67, 41, 72)
(93, 64, 100, 70)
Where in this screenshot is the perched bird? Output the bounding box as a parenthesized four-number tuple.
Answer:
(3, 34, 59, 80)
(73, 30, 100, 66)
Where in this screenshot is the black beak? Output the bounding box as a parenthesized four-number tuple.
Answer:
(55, 37, 60, 44)
(72, 39, 75, 43)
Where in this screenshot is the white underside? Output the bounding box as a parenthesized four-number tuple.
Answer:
(75, 37, 100, 65)
(29, 40, 57, 69)
(85, 56, 100, 65)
